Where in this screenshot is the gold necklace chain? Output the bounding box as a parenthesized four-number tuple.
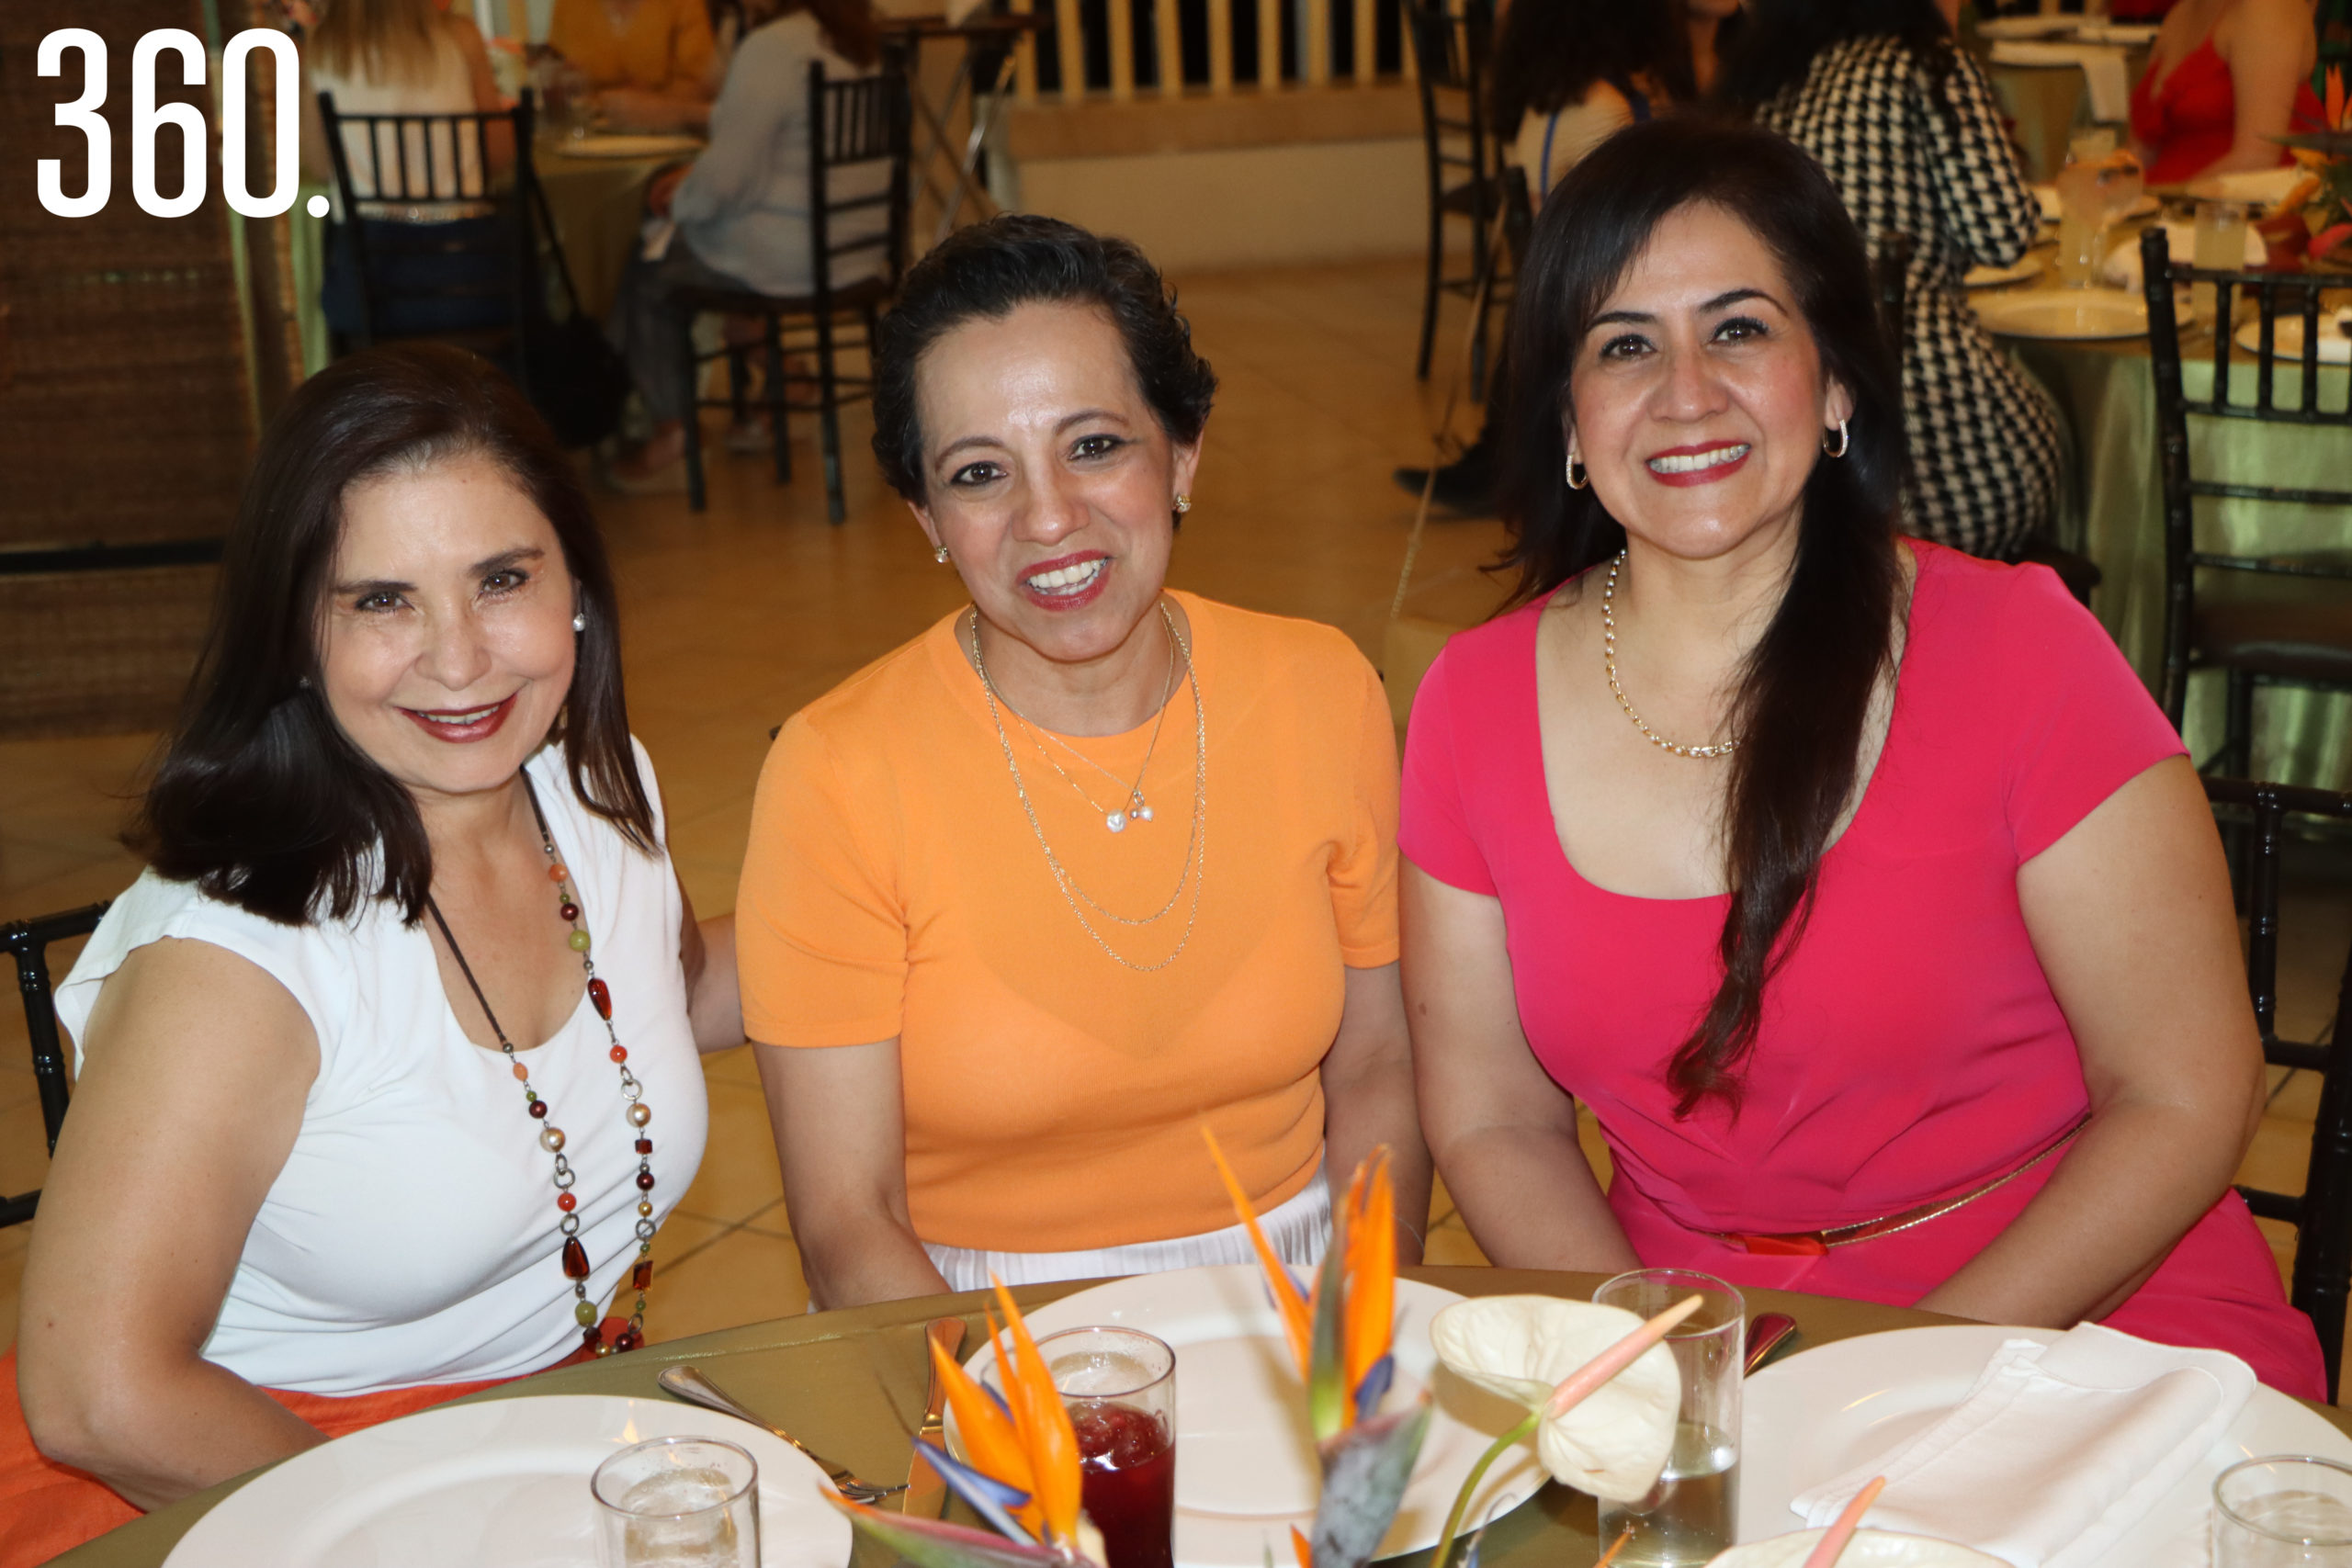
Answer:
(971, 601, 1207, 972)
(1600, 550, 1739, 761)
(1005, 631, 1178, 833)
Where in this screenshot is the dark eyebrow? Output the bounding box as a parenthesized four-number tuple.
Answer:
(333, 547, 544, 599)
(471, 545, 545, 575)
(1590, 288, 1787, 331)
(934, 409, 1133, 467)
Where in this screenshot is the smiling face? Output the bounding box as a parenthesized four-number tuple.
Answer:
(1566, 200, 1852, 570)
(317, 449, 578, 810)
(910, 300, 1200, 670)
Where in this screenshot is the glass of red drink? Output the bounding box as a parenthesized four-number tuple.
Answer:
(1037, 1326, 1177, 1568)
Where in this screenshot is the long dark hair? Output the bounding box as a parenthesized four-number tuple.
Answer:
(871, 214, 1216, 504)
(1713, 0, 1955, 110)
(1498, 118, 1905, 1116)
(137, 344, 655, 927)
(1490, 0, 1694, 136)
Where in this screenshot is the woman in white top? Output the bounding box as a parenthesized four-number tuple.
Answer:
(2, 345, 739, 1562)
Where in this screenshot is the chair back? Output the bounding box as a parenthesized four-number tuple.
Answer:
(3, 900, 110, 1228)
(1402, 0, 1498, 222)
(807, 62, 912, 312)
(2141, 228, 2352, 726)
(315, 90, 543, 362)
(2208, 775, 2352, 1401)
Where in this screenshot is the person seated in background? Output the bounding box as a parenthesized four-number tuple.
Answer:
(548, 0, 719, 130)
(1395, 0, 1737, 515)
(2131, 0, 2325, 185)
(1401, 118, 2324, 1401)
(0, 347, 741, 1568)
(1718, 0, 2060, 563)
(737, 215, 1430, 1307)
(300, 0, 516, 341)
(602, 0, 885, 490)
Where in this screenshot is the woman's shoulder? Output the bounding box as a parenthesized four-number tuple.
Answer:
(1907, 539, 2136, 695)
(782, 617, 962, 752)
(1183, 593, 1373, 685)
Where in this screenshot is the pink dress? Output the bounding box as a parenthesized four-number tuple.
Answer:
(1400, 541, 2325, 1398)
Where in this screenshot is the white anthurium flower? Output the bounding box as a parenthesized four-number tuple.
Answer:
(1427, 1295, 1682, 1503)
(1706, 1529, 2008, 1567)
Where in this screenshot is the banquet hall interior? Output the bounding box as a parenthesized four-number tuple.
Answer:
(6, 0, 2352, 1560)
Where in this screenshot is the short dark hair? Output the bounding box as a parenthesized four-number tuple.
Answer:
(870, 215, 1217, 502)
(136, 344, 655, 927)
(1489, 0, 1696, 138)
(1498, 118, 1904, 1116)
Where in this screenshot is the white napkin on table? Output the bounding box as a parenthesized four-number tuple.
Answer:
(2099, 221, 2267, 289)
(1790, 1324, 2254, 1568)
(1990, 40, 2134, 124)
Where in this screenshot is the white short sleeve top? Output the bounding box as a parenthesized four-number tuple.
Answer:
(55, 739, 708, 1396)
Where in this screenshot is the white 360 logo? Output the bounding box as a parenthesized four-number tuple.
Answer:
(38, 28, 302, 219)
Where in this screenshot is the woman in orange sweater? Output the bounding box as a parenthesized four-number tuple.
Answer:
(735, 216, 1430, 1306)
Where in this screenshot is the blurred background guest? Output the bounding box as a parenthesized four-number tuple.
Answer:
(738, 216, 1428, 1307)
(301, 0, 515, 340)
(603, 0, 885, 490)
(0, 348, 739, 1566)
(1719, 0, 2060, 563)
(548, 0, 719, 130)
(1403, 119, 2322, 1400)
(2130, 0, 2325, 184)
(1396, 0, 1736, 515)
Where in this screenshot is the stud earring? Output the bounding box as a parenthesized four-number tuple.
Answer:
(1173, 494, 1191, 514)
(933, 545, 951, 564)
(1566, 453, 1589, 491)
(1823, 419, 1850, 458)
(571, 612, 586, 633)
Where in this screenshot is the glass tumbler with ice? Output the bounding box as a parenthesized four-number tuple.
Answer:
(1590, 1269, 1745, 1568)
(1038, 1325, 1178, 1568)
(592, 1435, 761, 1568)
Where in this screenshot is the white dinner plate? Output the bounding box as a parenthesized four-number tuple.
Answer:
(1963, 254, 2046, 288)
(2233, 313, 2352, 365)
(555, 133, 704, 160)
(958, 1266, 1543, 1568)
(163, 1393, 853, 1568)
(1973, 288, 2148, 340)
(1736, 1325, 2352, 1564)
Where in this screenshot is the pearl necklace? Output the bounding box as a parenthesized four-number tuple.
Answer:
(424, 775, 656, 1358)
(1600, 550, 1739, 761)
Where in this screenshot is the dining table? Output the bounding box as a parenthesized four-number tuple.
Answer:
(64, 1266, 2330, 1568)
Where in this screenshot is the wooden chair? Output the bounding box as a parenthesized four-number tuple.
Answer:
(1401, 0, 1506, 396)
(316, 91, 543, 389)
(2143, 226, 2352, 774)
(2, 901, 109, 1228)
(2207, 777, 2352, 1400)
(673, 63, 911, 524)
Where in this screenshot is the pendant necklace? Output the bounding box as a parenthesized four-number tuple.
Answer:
(424, 774, 657, 1357)
(1009, 628, 1179, 833)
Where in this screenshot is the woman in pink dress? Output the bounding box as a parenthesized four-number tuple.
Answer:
(1400, 118, 2324, 1398)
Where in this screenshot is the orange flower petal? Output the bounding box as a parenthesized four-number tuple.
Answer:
(1203, 1124, 1313, 1377)
(1291, 1525, 1314, 1568)
(935, 1333, 1038, 1500)
(991, 1277, 1083, 1550)
(1342, 1149, 1396, 1404)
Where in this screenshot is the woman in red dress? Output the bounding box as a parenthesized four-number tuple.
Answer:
(2130, 0, 2325, 185)
(1400, 118, 2324, 1399)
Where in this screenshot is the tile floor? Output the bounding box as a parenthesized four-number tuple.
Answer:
(0, 258, 2343, 1389)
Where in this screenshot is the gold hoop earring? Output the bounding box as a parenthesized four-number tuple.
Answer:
(1823, 419, 1850, 459)
(1566, 454, 1589, 491)
(933, 545, 951, 564)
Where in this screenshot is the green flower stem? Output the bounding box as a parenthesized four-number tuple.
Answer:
(1425, 1407, 1541, 1568)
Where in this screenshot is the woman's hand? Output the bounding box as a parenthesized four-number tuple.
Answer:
(17, 940, 324, 1509)
(1403, 865, 1643, 1273)
(1319, 963, 1433, 1262)
(753, 1037, 952, 1309)
(1917, 756, 2266, 1325)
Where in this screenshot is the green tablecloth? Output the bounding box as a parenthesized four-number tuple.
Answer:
(67, 1269, 2297, 1568)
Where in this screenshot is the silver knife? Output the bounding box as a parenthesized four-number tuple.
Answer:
(901, 1316, 968, 1517)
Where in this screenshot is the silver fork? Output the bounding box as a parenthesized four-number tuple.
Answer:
(657, 1363, 906, 1503)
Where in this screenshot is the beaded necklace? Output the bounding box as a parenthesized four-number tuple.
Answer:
(424, 775, 655, 1358)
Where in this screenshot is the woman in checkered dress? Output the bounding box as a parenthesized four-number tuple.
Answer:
(1722, 0, 2062, 560)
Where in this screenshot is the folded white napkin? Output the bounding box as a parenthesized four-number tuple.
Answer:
(2099, 220, 2267, 289)
(1791, 1324, 2254, 1568)
(1990, 41, 2134, 124)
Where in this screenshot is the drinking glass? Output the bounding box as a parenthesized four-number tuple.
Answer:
(2197, 199, 2253, 273)
(2053, 158, 2109, 287)
(1037, 1325, 1177, 1568)
(592, 1436, 761, 1568)
(1591, 1269, 1745, 1568)
(2215, 1456, 2352, 1567)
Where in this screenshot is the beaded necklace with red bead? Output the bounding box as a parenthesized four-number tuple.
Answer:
(424, 775, 656, 1359)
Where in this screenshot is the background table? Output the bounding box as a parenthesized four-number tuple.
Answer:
(56, 1268, 2352, 1568)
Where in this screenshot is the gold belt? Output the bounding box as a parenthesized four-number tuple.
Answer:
(1704, 1114, 2090, 1257)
